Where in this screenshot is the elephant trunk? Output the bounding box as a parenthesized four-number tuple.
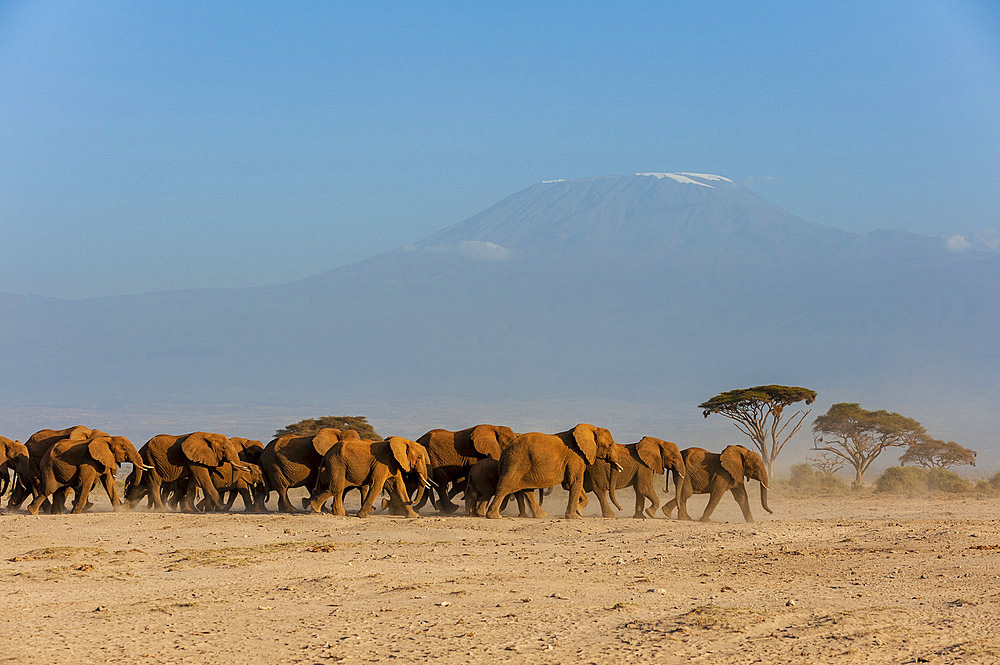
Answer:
(127, 450, 145, 497)
(608, 465, 623, 512)
(759, 481, 772, 514)
(757, 466, 773, 514)
(672, 469, 684, 512)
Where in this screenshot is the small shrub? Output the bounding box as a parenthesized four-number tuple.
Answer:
(786, 463, 849, 493)
(927, 468, 972, 493)
(982, 471, 1000, 493)
(789, 463, 815, 489)
(877, 466, 974, 494)
(875, 466, 929, 494)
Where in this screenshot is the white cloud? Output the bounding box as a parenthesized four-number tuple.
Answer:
(946, 235, 972, 252)
(457, 240, 511, 261)
(974, 229, 1000, 252)
(422, 240, 512, 261)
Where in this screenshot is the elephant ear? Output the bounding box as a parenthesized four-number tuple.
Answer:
(312, 428, 343, 456)
(635, 437, 665, 474)
(470, 425, 503, 460)
(571, 424, 598, 465)
(388, 437, 411, 472)
(87, 437, 117, 473)
(719, 446, 744, 483)
(181, 433, 221, 466)
(742, 449, 768, 483)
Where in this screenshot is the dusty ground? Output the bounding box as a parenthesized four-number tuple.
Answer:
(3, 490, 1000, 664)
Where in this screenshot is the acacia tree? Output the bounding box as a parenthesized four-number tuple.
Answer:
(699, 385, 817, 478)
(274, 415, 381, 440)
(808, 450, 845, 476)
(811, 403, 925, 488)
(900, 437, 976, 470)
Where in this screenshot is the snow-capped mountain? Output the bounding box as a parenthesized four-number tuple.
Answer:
(1, 173, 997, 456)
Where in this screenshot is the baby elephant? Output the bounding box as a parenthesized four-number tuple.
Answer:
(192, 461, 267, 512)
(308, 436, 431, 517)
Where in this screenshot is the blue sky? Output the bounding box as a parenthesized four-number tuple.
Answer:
(2, 1, 999, 298)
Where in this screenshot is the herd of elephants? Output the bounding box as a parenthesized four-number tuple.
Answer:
(0, 423, 772, 521)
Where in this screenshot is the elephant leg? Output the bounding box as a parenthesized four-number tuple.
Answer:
(99, 471, 121, 511)
(147, 473, 166, 510)
(640, 484, 660, 519)
(193, 466, 224, 511)
(51, 486, 73, 514)
(633, 486, 647, 519)
(70, 468, 99, 514)
(595, 490, 616, 518)
(514, 491, 529, 518)
(486, 476, 517, 519)
(220, 489, 237, 512)
(26, 488, 50, 515)
(308, 479, 335, 513)
(432, 469, 458, 514)
(699, 488, 726, 522)
(234, 485, 254, 512)
(276, 483, 297, 513)
(358, 471, 390, 518)
(389, 474, 418, 518)
(564, 481, 585, 519)
(731, 484, 753, 522)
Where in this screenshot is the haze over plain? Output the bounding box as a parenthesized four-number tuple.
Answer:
(1, 2, 999, 471)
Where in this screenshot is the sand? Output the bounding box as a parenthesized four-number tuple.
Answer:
(3, 490, 1000, 664)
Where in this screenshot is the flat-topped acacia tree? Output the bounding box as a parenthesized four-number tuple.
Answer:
(274, 415, 381, 440)
(699, 385, 817, 478)
(899, 436, 976, 470)
(811, 402, 926, 488)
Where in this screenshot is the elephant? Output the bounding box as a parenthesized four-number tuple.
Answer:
(191, 461, 267, 512)
(260, 428, 363, 512)
(27, 431, 145, 514)
(0, 436, 29, 502)
(10, 426, 109, 512)
(307, 436, 431, 518)
(218, 437, 266, 511)
(415, 425, 517, 514)
(661, 445, 772, 522)
(584, 437, 686, 518)
(123, 432, 251, 511)
(486, 423, 624, 519)
(463, 458, 538, 518)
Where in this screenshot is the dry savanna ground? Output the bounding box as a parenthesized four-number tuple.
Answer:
(3, 490, 1000, 664)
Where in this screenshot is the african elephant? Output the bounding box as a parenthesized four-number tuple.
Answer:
(307, 436, 431, 518)
(486, 423, 624, 519)
(463, 458, 538, 518)
(0, 436, 29, 501)
(192, 461, 267, 512)
(415, 425, 517, 514)
(124, 432, 250, 511)
(10, 426, 109, 512)
(27, 432, 145, 514)
(584, 437, 686, 518)
(662, 445, 772, 522)
(260, 428, 363, 512)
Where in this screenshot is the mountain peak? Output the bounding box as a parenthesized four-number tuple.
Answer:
(633, 172, 733, 187)
(422, 172, 847, 252)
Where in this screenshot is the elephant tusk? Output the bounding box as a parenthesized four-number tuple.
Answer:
(760, 482, 771, 489)
(613, 462, 624, 473)
(427, 478, 438, 488)
(142, 464, 155, 470)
